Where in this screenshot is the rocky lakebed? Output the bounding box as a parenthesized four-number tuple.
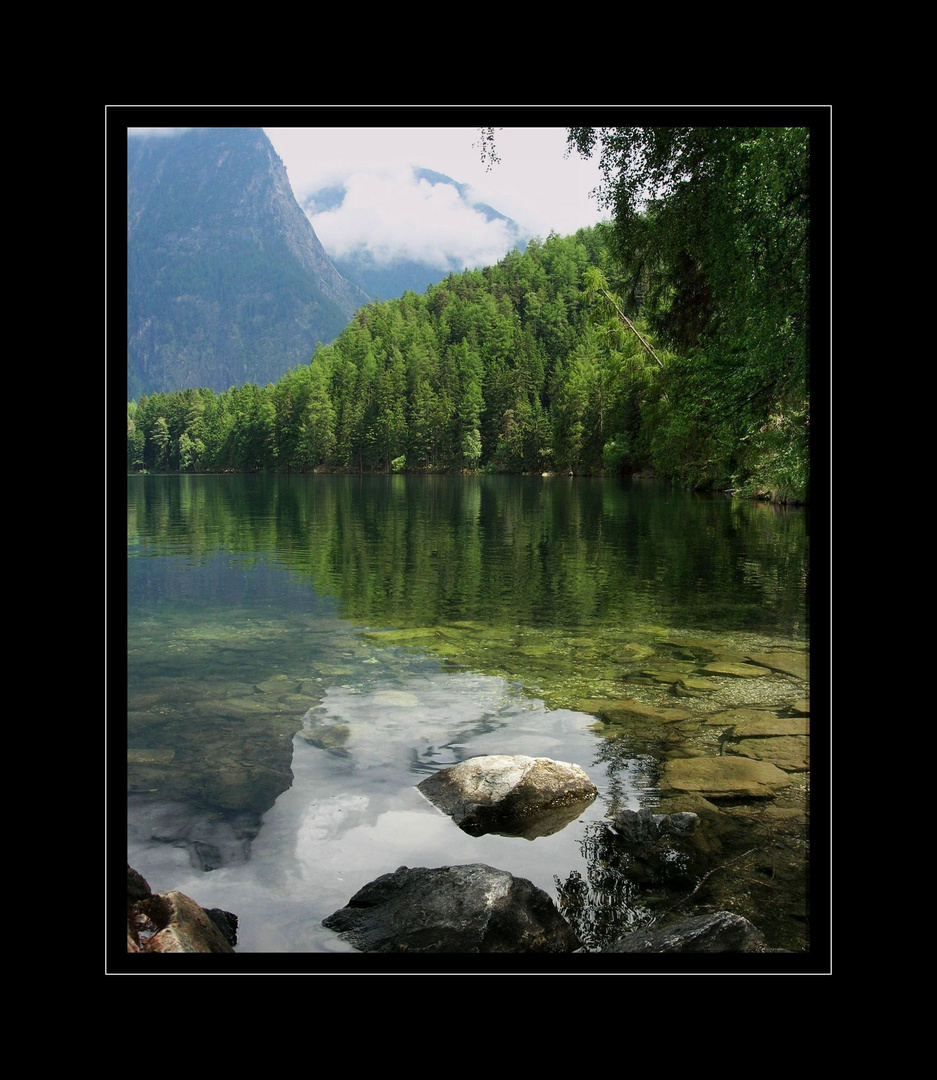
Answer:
(127, 623, 812, 958)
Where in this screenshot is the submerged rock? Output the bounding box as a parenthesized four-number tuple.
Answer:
(322, 864, 579, 953)
(579, 698, 695, 724)
(710, 711, 809, 737)
(610, 808, 700, 844)
(662, 756, 792, 798)
(607, 911, 768, 953)
(746, 650, 808, 681)
(728, 736, 809, 772)
(604, 809, 708, 889)
(417, 754, 597, 838)
(701, 661, 771, 678)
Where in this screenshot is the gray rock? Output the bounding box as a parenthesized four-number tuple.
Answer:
(610, 808, 700, 843)
(323, 864, 579, 953)
(607, 911, 768, 953)
(418, 754, 597, 838)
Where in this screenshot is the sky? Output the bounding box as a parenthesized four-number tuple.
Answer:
(263, 127, 610, 272)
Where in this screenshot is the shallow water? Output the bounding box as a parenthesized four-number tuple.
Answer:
(126, 474, 811, 956)
(130, 659, 629, 952)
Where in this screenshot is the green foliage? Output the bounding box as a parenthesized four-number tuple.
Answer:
(124, 188, 809, 501)
(569, 126, 811, 500)
(602, 433, 632, 475)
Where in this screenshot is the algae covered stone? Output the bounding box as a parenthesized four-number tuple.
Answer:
(702, 661, 771, 678)
(662, 756, 791, 798)
(746, 650, 808, 681)
(579, 698, 695, 724)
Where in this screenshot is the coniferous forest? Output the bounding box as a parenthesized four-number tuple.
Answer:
(127, 127, 813, 503)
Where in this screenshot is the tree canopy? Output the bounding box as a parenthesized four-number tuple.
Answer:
(566, 126, 811, 499)
(128, 124, 816, 503)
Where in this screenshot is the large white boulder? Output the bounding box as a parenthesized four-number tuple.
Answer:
(418, 754, 597, 838)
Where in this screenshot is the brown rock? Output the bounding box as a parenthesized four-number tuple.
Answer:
(662, 756, 792, 798)
(746, 650, 808, 681)
(139, 891, 236, 953)
(729, 736, 809, 772)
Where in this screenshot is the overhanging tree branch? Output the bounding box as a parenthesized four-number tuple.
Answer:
(600, 286, 664, 369)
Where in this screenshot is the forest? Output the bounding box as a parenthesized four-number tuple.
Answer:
(126, 127, 812, 503)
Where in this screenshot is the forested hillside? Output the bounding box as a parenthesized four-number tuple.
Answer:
(127, 126, 812, 502)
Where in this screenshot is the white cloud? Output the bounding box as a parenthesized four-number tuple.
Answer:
(266, 126, 610, 273)
(308, 166, 520, 271)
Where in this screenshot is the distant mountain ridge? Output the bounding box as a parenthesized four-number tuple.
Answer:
(127, 127, 371, 398)
(303, 167, 528, 302)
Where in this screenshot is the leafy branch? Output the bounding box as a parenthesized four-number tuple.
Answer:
(583, 267, 663, 369)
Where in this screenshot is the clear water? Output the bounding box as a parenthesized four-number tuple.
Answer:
(126, 473, 810, 955)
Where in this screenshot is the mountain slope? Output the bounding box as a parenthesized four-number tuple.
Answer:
(127, 128, 370, 397)
(303, 167, 528, 302)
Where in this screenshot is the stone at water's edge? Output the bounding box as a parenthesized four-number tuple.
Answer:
(662, 756, 792, 798)
(607, 911, 768, 953)
(322, 864, 579, 953)
(127, 866, 238, 953)
(417, 754, 597, 839)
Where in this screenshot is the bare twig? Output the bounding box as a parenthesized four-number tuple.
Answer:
(600, 288, 664, 368)
(645, 847, 759, 929)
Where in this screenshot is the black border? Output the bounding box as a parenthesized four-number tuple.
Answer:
(107, 104, 833, 977)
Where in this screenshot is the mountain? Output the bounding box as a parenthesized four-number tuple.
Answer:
(127, 128, 371, 398)
(303, 168, 528, 302)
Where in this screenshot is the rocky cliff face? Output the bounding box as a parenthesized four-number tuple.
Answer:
(127, 128, 371, 397)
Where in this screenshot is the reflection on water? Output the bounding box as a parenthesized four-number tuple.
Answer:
(127, 474, 811, 954)
(128, 655, 619, 952)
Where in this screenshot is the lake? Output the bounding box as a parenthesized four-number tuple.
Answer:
(126, 473, 812, 958)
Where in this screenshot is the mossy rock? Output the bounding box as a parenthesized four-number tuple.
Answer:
(610, 642, 656, 663)
(703, 707, 776, 727)
(297, 723, 350, 751)
(701, 662, 771, 678)
(727, 736, 809, 772)
(729, 715, 809, 737)
(516, 644, 558, 659)
(662, 756, 792, 798)
(256, 675, 302, 695)
(746, 650, 808, 681)
(578, 697, 696, 724)
(676, 676, 721, 694)
(314, 664, 357, 678)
